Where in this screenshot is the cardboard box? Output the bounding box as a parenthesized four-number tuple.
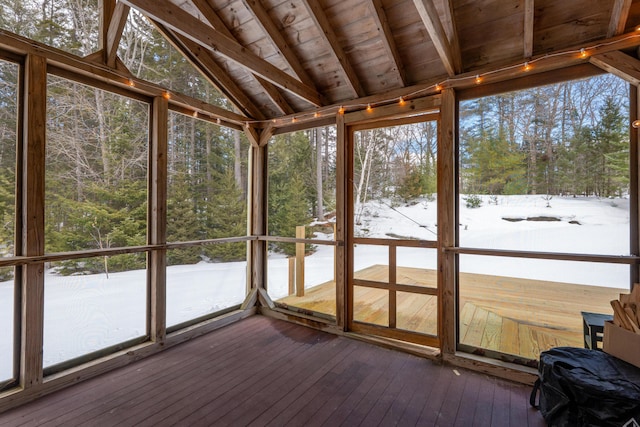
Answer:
(603, 320, 640, 369)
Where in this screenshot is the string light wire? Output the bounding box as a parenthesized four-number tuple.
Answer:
(238, 33, 640, 127)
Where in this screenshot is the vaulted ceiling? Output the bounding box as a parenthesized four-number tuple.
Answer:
(112, 0, 640, 121)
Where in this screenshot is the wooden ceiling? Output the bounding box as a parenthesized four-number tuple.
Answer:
(114, 0, 640, 121)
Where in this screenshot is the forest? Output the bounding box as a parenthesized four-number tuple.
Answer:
(0, 1, 632, 277)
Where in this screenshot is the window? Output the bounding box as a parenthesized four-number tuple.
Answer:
(457, 74, 631, 362)
(43, 75, 149, 370)
(166, 112, 249, 328)
(0, 59, 18, 385)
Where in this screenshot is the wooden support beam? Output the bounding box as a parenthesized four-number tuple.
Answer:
(632, 86, 640, 285)
(21, 54, 47, 389)
(335, 113, 347, 330)
(368, 0, 407, 85)
(295, 226, 305, 297)
(154, 24, 266, 120)
(438, 0, 463, 73)
(121, 0, 322, 106)
(105, 2, 130, 68)
(608, 0, 633, 37)
(190, 0, 296, 116)
(524, 0, 535, 59)
(301, 0, 366, 98)
(413, 0, 461, 76)
(150, 96, 168, 344)
(590, 50, 640, 86)
(438, 88, 456, 354)
(244, 124, 274, 148)
(246, 137, 268, 292)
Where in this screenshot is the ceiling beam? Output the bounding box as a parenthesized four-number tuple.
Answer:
(121, 0, 323, 107)
(301, 0, 367, 98)
(190, 0, 297, 115)
(105, 2, 130, 68)
(608, 0, 633, 37)
(240, 0, 315, 89)
(524, 0, 534, 58)
(590, 50, 640, 86)
(437, 0, 463, 73)
(368, 0, 406, 85)
(155, 24, 266, 120)
(413, 0, 461, 76)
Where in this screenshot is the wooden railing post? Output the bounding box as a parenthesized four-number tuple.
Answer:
(288, 257, 295, 296)
(295, 225, 305, 296)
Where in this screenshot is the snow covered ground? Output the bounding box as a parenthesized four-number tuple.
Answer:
(0, 195, 631, 380)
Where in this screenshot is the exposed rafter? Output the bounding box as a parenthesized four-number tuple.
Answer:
(436, 0, 463, 73)
(368, 0, 406, 86)
(413, 0, 462, 76)
(104, 2, 130, 68)
(524, 0, 535, 59)
(121, 0, 323, 107)
(191, 0, 296, 116)
(301, 0, 367, 98)
(155, 23, 266, 120)
(240, 0, 316, 89)
(608, 0, 633, 37)
(590, 50, 640, 86)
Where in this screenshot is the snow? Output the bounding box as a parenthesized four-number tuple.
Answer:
(0, 195, 631, 380)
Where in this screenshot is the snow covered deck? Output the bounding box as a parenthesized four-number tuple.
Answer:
(277, 265, 625, 360)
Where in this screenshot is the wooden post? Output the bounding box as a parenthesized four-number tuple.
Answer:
(631, 84, 639, 288)
(438, 88, 457, 354)
(336, 112, 348, 329)
(150, 96, 168, 344)
(295, 225, 305, 297)
(389, 245, 397, 328)
(288, 257, 295, 296)
(21, 54, 47, 389)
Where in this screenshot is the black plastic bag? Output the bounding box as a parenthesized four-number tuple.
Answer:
(530, 347, 640, 426)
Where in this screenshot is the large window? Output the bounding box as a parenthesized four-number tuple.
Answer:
(268, 127, 338, 318)
(0, 59, 18, 386)
(458, 74, 631, 362)
(166, 112, 249, 328)
(44, 75, 149, 370)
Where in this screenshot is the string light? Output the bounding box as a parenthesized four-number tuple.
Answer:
(192, 110, 198, 118)
(292, 117, 298, 123)
(163, 91, 171, 100)
(216, 118, 221, 124)
(127, 78, 135, 87)
(633, 120, 640, 128)
(237, 33, 640, 128)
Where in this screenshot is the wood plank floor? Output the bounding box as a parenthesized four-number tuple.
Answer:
(0, 316, 545, 426)
(278, 265, 626, 360)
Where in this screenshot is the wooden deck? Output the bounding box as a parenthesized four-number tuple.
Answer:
(278, 265, 625, 360)
(0, 316, 545, 426)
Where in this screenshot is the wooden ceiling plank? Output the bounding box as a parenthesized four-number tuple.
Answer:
(105, 2, 130, 68)
(301, 0, 367, 98)
(121, 0, 323, 106)
(240, 0, 316, 89)
(524, 0, 534, 58)
(156, 24, 266, 120)
(412, 0, 460, 76)
(191, 0, 298, 115)
(590, 50, 640, 86)
(608, 0, 633, 37)
(368, 0, 407, 85)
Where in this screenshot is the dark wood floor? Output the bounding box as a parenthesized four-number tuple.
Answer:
(0, 316, 545, 426)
